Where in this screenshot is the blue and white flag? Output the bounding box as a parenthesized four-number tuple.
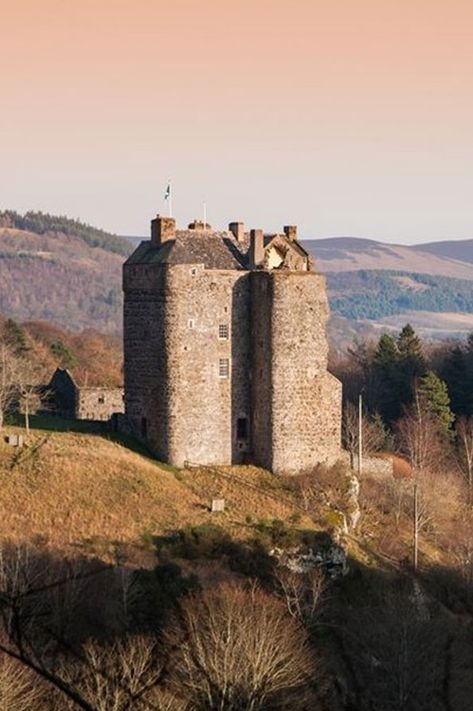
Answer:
(164, 183, 171, 200)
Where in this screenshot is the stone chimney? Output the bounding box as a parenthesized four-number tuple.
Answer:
(188, 220, 206, 230)
(151, 215, 176, 246)
(284, 225, 297, 241)
(229, 222, 245, 243)
(249, 229, 264, 268)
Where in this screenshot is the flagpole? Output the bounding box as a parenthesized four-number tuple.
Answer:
(203, 201, 207, 228)
(168, 180, 173, 218)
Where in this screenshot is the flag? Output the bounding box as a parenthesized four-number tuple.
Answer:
(164, 183, 171, 200)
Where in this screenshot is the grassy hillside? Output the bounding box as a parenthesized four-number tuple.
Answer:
(418, 238, 473, 264)
(0, 418, 318, 558)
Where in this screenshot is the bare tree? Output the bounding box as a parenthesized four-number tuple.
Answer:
(0, 653, 47, 711)
(343, 402, 387, 469)
(166, 581, 318, 710)
(396, 403, 444, 472)
(274, 567, 326, 629)
(456, 417, 473, 501)
(67, 636, 175, 711)
(343, 582, 448, 711)
(0, 345, 21, 429)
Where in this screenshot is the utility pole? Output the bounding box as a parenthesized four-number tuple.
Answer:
(413, 482, 419, 571)
(358, 392, 363, 476)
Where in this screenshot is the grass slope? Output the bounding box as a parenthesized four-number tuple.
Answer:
(0, 417, 316, 560)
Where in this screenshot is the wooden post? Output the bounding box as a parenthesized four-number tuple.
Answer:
(413, 482, 419, 571)
(358, 393, 363, 476)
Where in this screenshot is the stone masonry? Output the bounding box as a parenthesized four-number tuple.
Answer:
(123, 216, 342, 474)
(48, 369, 124, 421)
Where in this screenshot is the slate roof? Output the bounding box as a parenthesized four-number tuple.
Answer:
(125, 229, 311, 271)
(126, 229, 250, 270)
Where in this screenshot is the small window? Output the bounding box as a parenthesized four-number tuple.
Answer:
(218, 324, 229, 340)
(98, 395, 105, 404)
(188, 319, 195, 329)
(190, 268, 197, 276)
(219, 358, 230, 379)
(237, 417, 249, 440)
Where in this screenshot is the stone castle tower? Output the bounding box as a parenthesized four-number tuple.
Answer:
(123, 216, 341, 475)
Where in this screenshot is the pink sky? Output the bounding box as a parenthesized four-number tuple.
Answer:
(1, 0, 473, 241)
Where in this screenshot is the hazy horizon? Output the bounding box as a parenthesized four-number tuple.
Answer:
(2, 0, 473, 244)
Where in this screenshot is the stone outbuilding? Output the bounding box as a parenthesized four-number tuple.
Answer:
(123, 216, 342, 475)
(47, 368, 124, 421)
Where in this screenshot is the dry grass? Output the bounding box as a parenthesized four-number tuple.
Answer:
(0, 426, 316, 561)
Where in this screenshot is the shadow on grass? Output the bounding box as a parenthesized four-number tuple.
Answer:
(7, 413, 179, 473)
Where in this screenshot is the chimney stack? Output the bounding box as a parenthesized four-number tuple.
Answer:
(284, 225, 297, 241)
(229, 222, 245, 243)
(249, 229, 264, 268)
(151, 215, 176, 246)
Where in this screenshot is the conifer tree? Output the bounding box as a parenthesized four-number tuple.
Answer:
(373, 334, 402, 422)
(418, 371, 454, 437)
(442, 345, 472, 417)
(397, 324, 426, 407)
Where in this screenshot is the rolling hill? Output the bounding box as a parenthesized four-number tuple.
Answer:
(304, 237, 473, 279)
(0, 211, 129, 333)
(1, 211, 473, 345)
(416, 238, 473, 264)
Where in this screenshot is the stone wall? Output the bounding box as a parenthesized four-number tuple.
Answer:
(123, 263, 169, 457)
(251, 270, 342, 475)
(75, 387, 124, 421)
(164, 265, 250, 467)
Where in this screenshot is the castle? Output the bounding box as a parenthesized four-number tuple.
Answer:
(123, 216, 341, 475)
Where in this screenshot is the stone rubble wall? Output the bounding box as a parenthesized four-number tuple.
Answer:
(75, 387, 124, 421)
(251, 270, 342, 475)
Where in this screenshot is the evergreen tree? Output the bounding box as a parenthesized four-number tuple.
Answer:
(373, 334, 402, 422)
(442, 345, 473, 417)
(397, 324, 426, 407)
(418, 371, 454, 437)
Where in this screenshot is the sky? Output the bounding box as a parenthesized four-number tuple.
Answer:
(1, 0, 473, 243)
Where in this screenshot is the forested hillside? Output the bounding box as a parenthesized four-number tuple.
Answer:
(0, 210, 132, 256)
(0, 315, 122, 386)
(0, 218, 124, 333)
(328, 270, 473, 320)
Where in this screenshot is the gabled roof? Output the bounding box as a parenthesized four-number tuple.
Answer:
(125, 228, 313, 272)
(126, 230, 248, 270)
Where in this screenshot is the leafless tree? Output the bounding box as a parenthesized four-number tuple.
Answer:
(456, 417, 473, 501)
(166, 581, 318, 710)
(0, 344, 21, 429)
(342, 582, 448, 711)
(343, 402, 387, 469)
(274, 567, 326, 629)
(396, 400, 444, 472)
(65, 636, 176, 711)
(0, 653, 47, 711)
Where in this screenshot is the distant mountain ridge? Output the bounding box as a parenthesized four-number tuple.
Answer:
(303, 237, 473, 280)
(416, 238, 473, 264)
(1, 211, 473, 341)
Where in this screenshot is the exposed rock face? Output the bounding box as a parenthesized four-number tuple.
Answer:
(123, 216, 342, 475)
(270, 544, 349, 578)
